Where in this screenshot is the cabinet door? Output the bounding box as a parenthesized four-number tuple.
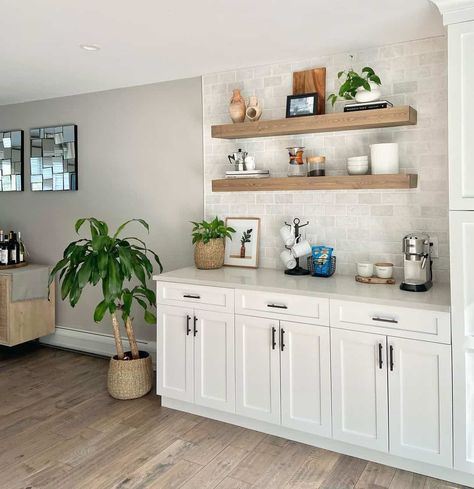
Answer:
(331, 329, 388, 452)
(448, 21, 474, 210)
(235, 315, 280, 423)
(450, 211, 474, 472)
(388, 337, 453, 468)
(194, 310, 235, 413)
(280, 321, 331, 437)
(157, 305, 194, 402)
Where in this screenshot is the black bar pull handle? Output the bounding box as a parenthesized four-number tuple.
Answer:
(271, 326, 277, 350)
(186, 315, 191, 336)
(280, 328, 285, 351)
(267, 303, 288, 309)
(372, 316, 398, 324)
(378, 343, 383, 369)
(193, 316, 198, 336)
(184, 294, 200, 299)
(389, 345, 394, 371)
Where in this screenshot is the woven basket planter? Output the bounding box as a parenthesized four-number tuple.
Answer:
(194, 238, 225, 269)
(107, 351, 153, 400)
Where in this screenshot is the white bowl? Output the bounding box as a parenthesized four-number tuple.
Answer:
(348, 162, 369, 167)
(348, 166, 369, 175)
(348, 155, 368, 161)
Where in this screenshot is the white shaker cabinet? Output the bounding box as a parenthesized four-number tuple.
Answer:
(331, 329, 389, 452)
(157, 305, 194, 402)
(448, 20, 474, 210)
(157, 304, 235, 412)
(235, 315, 281, 423)
(280, 321, 331, 437)
(388, 337, 453, 468)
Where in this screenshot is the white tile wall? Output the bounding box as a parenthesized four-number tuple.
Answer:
(202, 36, 449, 282)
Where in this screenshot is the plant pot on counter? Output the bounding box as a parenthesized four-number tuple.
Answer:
(194, 238, 225, 269)
(108, 351, 153, 400)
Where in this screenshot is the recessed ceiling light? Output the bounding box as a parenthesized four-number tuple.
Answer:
(80, 44, 101, 51)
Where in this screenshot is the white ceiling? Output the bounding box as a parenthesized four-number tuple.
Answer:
(0, 0, 443, 105)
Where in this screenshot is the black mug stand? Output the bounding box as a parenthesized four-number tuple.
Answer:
(284, 218, 310, 276)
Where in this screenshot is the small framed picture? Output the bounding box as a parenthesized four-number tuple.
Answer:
(224, 217, 260, 268)
(286, 92, 319, 118)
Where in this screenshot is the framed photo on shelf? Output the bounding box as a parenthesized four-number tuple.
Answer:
(224, 217, 260, 268)
(286, 92, 318, 118)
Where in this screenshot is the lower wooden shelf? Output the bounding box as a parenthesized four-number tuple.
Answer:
(212, 174, 418, 192)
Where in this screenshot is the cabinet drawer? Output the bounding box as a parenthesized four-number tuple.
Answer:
(235, 289, 329, 325)
(157, 282, 234, 313)
(330, 300, 451, 344)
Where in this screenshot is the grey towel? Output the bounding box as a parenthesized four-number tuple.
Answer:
(0, 264, 51, 302)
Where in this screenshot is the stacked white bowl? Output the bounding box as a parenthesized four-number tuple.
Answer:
(347, 155, 369, 175)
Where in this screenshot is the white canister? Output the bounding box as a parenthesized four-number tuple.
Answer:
(357, 262, 374, 278)
(370, 143, 399, 174)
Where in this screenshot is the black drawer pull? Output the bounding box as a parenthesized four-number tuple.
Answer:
(271, 327, 277, 350)
(267, 303, 288, 309)
(280, 328, 285, 351)
(372, 316, 398, 324)
(193, 316, 198, 336)
(186, 315, 191, 336)
(389, 345, 394, 371)
(378, 343, 383, 369)
(184, 294, 200, 299)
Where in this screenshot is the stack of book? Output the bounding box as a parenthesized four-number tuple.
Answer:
(343, 100, 393, 112)
(225, 169, 270, 179)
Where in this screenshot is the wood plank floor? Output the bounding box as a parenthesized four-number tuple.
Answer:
(0, 344, 468, 489)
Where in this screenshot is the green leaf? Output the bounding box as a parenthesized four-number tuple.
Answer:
(94, 300, 109, 322)
(91, 235, 109, 252)
(144, 310, 156, 324)
(61, 268, 75, 300)
(77, 259, 93, 288)
(75, 218, 86, 234)
(113, 219, 149, 239)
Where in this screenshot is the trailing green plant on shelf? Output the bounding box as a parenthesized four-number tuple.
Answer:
(49, 218, 162, 362)
(191, 217, 235, 244)
(328, 56, 382, 106)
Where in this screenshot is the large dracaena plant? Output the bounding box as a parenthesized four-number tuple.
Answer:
(49, 218, 162, 361)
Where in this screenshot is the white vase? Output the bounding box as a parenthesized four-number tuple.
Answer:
(246, 95, 262, 122)
(354, 81, 381, 103)
(370, 143, 399, 174)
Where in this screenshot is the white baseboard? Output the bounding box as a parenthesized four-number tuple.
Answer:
(40, 326, 157, 365)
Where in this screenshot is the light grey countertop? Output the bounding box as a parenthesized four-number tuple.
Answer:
(154, 267, 451, 313)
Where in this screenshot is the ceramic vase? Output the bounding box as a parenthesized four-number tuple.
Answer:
(246, 96, 262, 122)
(354, 81, 381, 103)
(229, 89, 246, 123)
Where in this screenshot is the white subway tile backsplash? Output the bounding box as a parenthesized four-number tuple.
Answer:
(202, 35, 449, 282)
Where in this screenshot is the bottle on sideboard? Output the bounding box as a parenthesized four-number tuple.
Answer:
(7, 231, 18, 265)
(0, 230, 8, 266)
(17, 232, 25, 263)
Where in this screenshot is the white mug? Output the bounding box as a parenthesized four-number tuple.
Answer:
(291, 240, 312, 258)
(244, 156, 256, 170)
(280, 249, 297, 269)
(279, 225, 295, 247)
(357, 262, 374, 278)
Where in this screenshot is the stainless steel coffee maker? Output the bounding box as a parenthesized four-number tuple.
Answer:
(400, 233, 433, 292)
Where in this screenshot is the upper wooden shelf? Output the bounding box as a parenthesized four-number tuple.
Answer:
(211, 106, 417, 139)
(212, 174, 418, 192)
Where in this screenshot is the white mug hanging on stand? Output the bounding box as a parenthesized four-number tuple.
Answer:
(280, 225, 295, 247)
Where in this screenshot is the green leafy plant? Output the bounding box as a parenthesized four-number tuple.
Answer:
(49, 218, 162, 361)
(327, 56, 381, 106)
(240, 229, 253, 246)
(191, 217, 235, 244)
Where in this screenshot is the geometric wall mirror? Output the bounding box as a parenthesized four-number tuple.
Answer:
(30, 124, 78, 191)
(0, 129, 24, 192)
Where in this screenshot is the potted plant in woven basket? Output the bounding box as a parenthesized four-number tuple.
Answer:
(49, 218, 162, 400)
(192, 217, 235, 269)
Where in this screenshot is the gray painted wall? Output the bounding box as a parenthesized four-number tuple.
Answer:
(0, 77, 203, 342)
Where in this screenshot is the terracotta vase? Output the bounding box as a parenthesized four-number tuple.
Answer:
(229, 89, 246, 123)
(246, 95, 262, 122)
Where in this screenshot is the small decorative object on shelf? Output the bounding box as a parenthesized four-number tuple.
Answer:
(229, 89, 246, 123)
(279, 218, 311, 276)
(224, 217, 260, 268)
(307, 156, 326, 177)
(327, 56, 382, 107)
(192, 217, 236, 270)
(292, 67, 326, 115)
(287, 147, 307, 177)
(0, 130, 23, 192)
(228, 148, 248, 171)
(246, 96, 262, 122)
(370, 143, 399, 174)
(286, 93, 318, 118)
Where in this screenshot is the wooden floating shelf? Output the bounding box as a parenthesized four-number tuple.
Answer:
(212, 174, 418, 192)
(211, 106, 417, 139)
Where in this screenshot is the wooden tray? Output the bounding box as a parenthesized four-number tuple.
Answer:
(355, 275, 395, 285)
(0, 262, 28, 270)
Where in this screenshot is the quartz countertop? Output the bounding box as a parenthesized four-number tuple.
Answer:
(154, 267, 451, 313)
